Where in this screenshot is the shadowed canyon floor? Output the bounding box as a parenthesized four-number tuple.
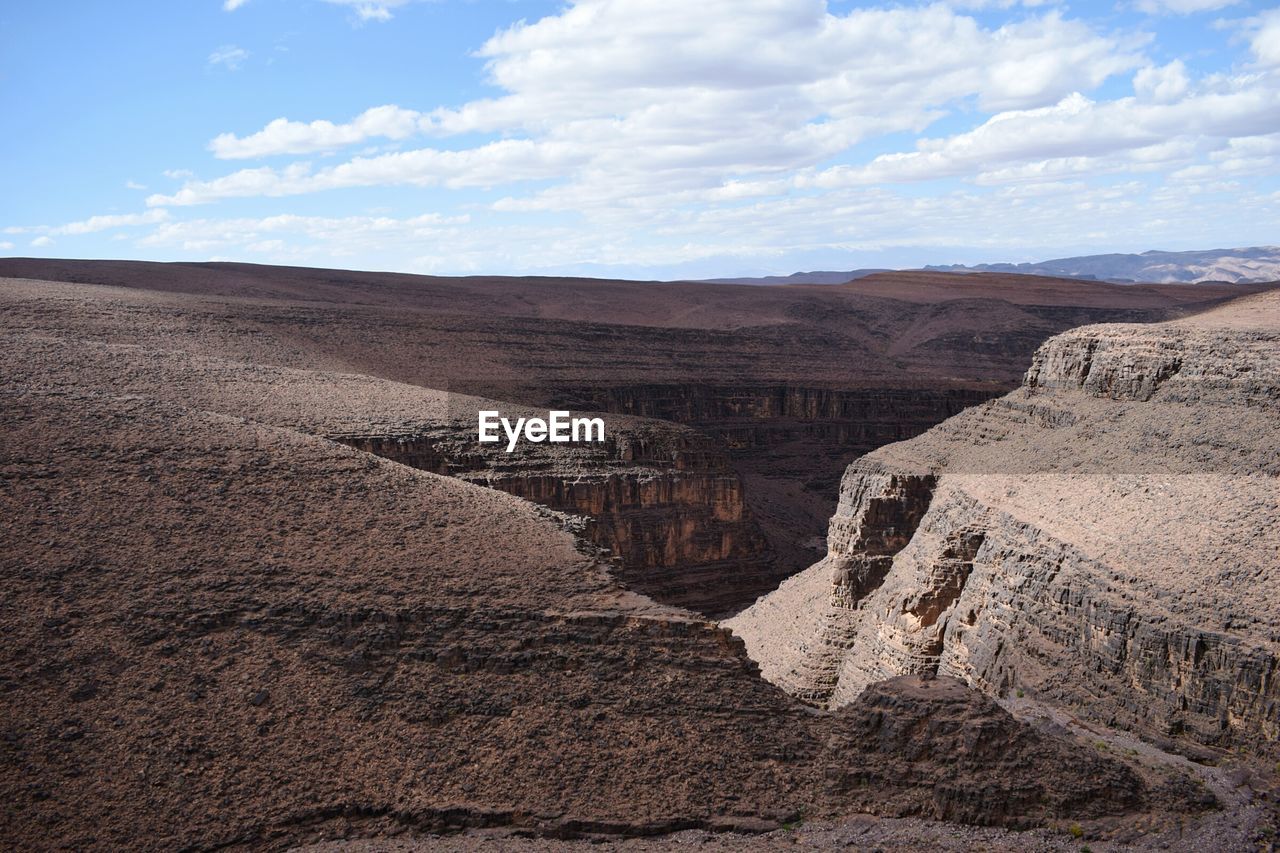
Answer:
(1, 263, 1277, 850)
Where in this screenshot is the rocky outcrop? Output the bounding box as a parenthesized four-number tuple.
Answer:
(823, 675, 1146, 827)
(3, 262, 1247, 614)
(0, 381, 1178, 851)
(572, 385, 991, 431)
(334, 423, 776, 616)
(723, 464, 937, 702)
(567, 384, 995, 576)
(728, 291, 1280, 757)
(2, 270, 1256, 850)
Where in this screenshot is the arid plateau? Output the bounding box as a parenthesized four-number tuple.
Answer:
(1, 259, 1277, 851)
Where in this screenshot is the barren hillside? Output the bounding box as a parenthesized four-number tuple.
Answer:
(0, 271, 1223, 849)
(0, 258, 1263, 584)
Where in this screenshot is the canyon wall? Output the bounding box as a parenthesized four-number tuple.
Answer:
(2, 270, 1260, 849)
(329, 385, 997, 618)
(559, 384, 997, 576)
(3, 388, 1159, 849)
(335, 422, 777, 615)
(728, 291, 1280, 757)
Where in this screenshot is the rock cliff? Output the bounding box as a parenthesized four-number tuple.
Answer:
(2, 258, 1259, 592)
(334, 425, 773, 614)
(563, 384, 992, 576)
(5, 278, 1212, 850)
(727, 290, 1280, 757)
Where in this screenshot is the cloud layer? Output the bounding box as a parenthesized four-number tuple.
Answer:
(10, 0, 1280, 275)
(157, 3, 1149, 208)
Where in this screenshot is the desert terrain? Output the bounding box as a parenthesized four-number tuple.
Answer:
(1, 260, 1277, 849)
(0, 257, 1264, 605)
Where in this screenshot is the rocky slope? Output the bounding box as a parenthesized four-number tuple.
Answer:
(727, 290, 1280, 759)
(2, 279, 1218, 851)
(333, 427, 772, 615)
(0, 278, 778, 615)
(1, 258, 1263, 582)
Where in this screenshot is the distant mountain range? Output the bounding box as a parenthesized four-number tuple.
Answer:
(924, 247, 1280, 284)
(700, 269, 891, 285)
(705, 247, 1280, 286)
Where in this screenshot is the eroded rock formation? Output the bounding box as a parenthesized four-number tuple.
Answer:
(335, 427, 773, 614)
(728, 290, 1280, 757)
(3, 275, 1213, 850)
(1, 257, 1260, 590)
(566, 384, 993, 575)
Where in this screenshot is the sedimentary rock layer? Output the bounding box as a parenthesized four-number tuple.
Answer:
(562, 385, 993, 575)
(0, 328, 1172, 851)
(728, 290, 1280, 757)
(2, 258, 1262, 584)
(335, 430, 774, 614)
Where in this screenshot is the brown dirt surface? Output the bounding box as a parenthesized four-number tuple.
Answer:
(1, 263, 1273, 850)
(1, 258, 1269, 582)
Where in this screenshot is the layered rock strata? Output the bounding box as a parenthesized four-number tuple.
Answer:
(728, 291, 1280, 757)
(559, 384, 994, 576)
(2, 300, 1192, 850)
(335, 427, 772, 614)
(2, 259, 1259, 595)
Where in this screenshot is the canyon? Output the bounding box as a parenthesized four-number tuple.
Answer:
(0, 257, 1262, 604)
(728, 289, 1280, 760)
(1, 260, 1277, 849)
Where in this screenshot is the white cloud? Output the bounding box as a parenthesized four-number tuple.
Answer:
(437, 3, 1138, 131)
(125, 179, 148, 191)
(321, 0, 413, 21)
(5, 209, 170, 237)
(210, 105, 427, 159)
(1134, 60, 1189, 102)
(79, 0, 1280, 276)
(148, 140, 587, 205)
(137, 212, 467, 255)
(163, 169, 195, 180)
(171, 2, 1142, 205)
(223, 0, 250, 10)
(0, 241, 13, 251)
(792, 75, 1280, 190)
(123, 175, 1280, 275)
(1250, 9, 1280, 66)
(1171, 132, 1280, 181)
(31, 236, 54, 248)
(1135, 0, 1237, 13)
(52, 210, 171, 236)
(208, 45, 249, 71)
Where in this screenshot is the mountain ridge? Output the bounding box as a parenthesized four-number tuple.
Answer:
(700, 247, 1280, 286)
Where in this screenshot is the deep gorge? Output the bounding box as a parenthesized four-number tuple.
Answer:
(336, 383, 1000, 616)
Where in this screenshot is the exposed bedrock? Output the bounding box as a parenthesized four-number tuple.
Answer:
(724, 462, 940, 704)
(552, 384, 998, 576)
(562, 385, 994, 426)
(823, 675, 1146, 827)
(0, 391, 1168, 849)
(824, 483, 1280, 754)
(335, 428, 775, 616)
(728, 292, 1280, 757)
(335, 386, 998, 616)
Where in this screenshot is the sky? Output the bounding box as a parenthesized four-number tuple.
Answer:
(1, 0, 1278, 279)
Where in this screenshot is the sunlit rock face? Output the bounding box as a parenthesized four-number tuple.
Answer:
(728, 290, 1280, 758)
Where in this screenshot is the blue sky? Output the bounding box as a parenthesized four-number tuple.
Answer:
(2, 0, 1278, 278)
